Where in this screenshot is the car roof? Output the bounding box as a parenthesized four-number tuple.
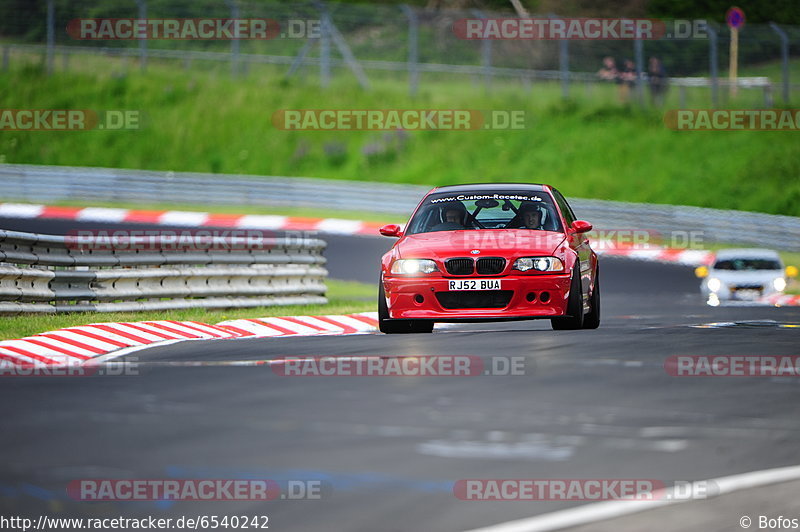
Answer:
(714, 248, 782, 260)
(429, 183, 550, 194)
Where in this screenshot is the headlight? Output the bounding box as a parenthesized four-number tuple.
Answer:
(773, 277, 787, 292)
(390, 259, 438, 275)
(707, 278, 721, 292)
(513, 257, 564, 272)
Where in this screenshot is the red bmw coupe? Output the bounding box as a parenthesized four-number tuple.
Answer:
(378, 183, 599, 333)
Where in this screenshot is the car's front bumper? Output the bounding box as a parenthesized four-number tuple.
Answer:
(702, 283, 778, 301)
(383, 273, 573, 320)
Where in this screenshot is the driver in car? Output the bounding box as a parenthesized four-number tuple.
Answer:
(445, 207, 465, 225)
(430, 202, 469, 231)
(519, 204, 544, 230)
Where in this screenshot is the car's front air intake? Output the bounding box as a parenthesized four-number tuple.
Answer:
(436, 290, 514, 309)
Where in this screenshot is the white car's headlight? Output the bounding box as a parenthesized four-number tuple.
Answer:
(391, 259, 438, 275)
(773, 277, 787, 292)
(707, 278, 722, 292)
(513, 257, 564, 272)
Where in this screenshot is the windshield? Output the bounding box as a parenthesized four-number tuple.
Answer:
(713, 258, 782, 271)
(406, 191, 563, 235)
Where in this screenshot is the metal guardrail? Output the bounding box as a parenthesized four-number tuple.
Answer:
(670, 76, 771, 87)
(0, 163, 428, 213)
(569, 198, 800, 253)
(1, 163, 799, 252)
(0, 228, 328, 314)
(668, 76, 774, 106)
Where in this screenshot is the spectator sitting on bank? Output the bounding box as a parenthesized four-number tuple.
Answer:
(597, 56, 619, 82)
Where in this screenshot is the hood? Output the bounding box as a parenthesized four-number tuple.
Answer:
(396, 230, 567, 260)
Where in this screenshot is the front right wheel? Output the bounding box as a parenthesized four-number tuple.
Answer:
(378, 279, 433, 334)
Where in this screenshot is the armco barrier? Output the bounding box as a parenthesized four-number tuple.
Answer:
(0, 229, 327, 314)
(0, 164, 428, 214)
(1, 164, 799, 251)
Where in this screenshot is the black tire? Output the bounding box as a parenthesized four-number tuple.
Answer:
(582, 264, 600, 329)
(551, 263, 585, 330)
(378, 279, 434, 334)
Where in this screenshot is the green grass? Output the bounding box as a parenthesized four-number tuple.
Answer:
(1, 50, 799, 216)
(0, 279, 376, 341)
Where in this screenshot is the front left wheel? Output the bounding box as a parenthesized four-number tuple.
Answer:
(582, 265, 600, 329)
(551, 263, 584, 330)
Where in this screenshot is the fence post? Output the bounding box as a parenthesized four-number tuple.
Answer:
(46, 0, 54, 75)
(225, 0, 240, 77)
(400, 4, 419, 97)
(471, 10, 492, 90)
(769, 22, 790, 104)
(548, 14, 569, 99)
(2, 46, 8, 71)
(706, 23, 719, 108)
(634, 32, 644, 106)
(319, 4, 331, 88)
(136, 0, 147, 72)
(559, 39, 569, 99)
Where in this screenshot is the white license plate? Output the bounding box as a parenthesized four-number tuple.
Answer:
(448, 279, 502, 291)
(733, 289, 761, 300)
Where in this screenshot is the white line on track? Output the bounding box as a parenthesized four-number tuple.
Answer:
(462, 464, 800, 532)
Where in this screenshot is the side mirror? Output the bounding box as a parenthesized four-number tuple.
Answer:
(379, 224, 403, 238)
(695, 266, 709, 278)
(786, 265, 799, 278)
(570, 220, 593, 234)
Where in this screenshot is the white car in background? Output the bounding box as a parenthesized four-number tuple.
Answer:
(695, 249, 798, 305)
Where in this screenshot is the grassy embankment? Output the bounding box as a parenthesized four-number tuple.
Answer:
(1, 51, 799, 216)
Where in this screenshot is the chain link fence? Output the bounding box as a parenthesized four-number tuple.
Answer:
(1, 1, 798, 106)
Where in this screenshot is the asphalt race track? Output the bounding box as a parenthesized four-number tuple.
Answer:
(2, 217, 800, 532)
